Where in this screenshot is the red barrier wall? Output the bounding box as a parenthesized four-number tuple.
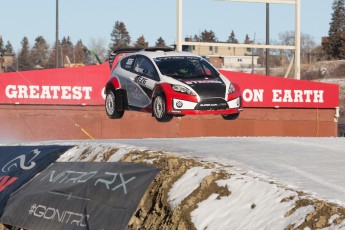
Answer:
(0, 63, 339, 140)
(0, 105, 337, 141)
(0, 63, 339, 109)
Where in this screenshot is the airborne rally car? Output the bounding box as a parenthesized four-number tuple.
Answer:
(104, 47, 242, 122)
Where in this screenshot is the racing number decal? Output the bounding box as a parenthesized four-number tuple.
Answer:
(135, 76, 147, 86)
(133, 75, 155, 100)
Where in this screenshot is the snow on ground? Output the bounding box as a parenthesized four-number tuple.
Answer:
(101, 137, 345, 206)
(3, 137, 345, 229)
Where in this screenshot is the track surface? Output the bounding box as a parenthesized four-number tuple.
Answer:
(97, 137, 345, 205)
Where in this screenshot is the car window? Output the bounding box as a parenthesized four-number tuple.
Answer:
(133, 56, 158, 80)
(154, 56, 218, 78)
(200, 59, 218, 76)
(120, 56, 136, 71)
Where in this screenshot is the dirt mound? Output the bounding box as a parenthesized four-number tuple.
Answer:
(119, 150, 345, 230)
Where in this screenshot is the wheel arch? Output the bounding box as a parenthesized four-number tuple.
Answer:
(104, 77, 121, 94)
(152, 84, 165, 98)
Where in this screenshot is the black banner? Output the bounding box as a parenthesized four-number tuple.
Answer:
(0, 145, 72, 216)
(1, 162, 160, 230)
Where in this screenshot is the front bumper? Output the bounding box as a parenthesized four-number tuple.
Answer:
(168, 97, 242, 115)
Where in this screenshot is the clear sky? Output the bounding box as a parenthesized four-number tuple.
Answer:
(0, 0, 333, 52)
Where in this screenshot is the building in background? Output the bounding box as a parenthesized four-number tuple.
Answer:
(182, 38, 259, 70)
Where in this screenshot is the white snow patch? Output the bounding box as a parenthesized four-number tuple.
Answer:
(285, 205, 315, 229)
(168, 167, 214, 209)
(191, 172, 300, 230)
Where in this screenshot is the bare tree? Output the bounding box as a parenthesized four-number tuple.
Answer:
(88, 37, 107, 64)
(278, 31, 316, 65)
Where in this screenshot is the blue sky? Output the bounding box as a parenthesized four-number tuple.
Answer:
(1, 0, 332, 52)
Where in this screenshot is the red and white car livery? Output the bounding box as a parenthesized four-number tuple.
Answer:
(104, 47, 243, 122)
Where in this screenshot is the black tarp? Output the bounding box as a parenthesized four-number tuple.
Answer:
(0, 145, 73, 216)
(1, 162, 160, 230)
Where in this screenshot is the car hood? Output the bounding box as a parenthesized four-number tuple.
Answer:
(174, 76, 226, 99)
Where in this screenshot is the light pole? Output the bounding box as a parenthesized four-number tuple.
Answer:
(266, 3, 270, 76)
(55, 0, 59, 68)
(176, 0, 182, 51)
(201, 0, 300, 79)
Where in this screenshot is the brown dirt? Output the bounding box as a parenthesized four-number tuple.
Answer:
(119, 150, 345, 230)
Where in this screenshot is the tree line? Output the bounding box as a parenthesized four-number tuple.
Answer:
(1, 0, 345, 72)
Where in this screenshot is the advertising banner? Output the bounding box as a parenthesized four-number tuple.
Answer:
(0, 62, 339, 108)
(0, 145, 72, 216)
(0, 64, 110, 105)
(220, 70, 339, 109)
(0, 162, 160, 230)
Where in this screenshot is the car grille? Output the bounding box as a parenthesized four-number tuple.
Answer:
(195, 98, 229, 110)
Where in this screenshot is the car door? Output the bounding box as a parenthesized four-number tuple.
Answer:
(126, 55, 159, 108)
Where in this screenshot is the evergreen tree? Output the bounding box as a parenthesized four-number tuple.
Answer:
(30, 36, 49, 68)
(61, 36, 74, 65)
(5, 41, 14, 55)
(0, 36, 4, 52)
(199, 30, 217, 42)
(326, 0, 345, 58)
(48, 47, 58, 68)
(244, 34, 251, 44)
(75, 40, 90, 64)
(193, 34, 201, 42)
(134, 35, 148, 48)
(227, 30, 239, 44)
(18, 37, 31, 71)
(155, 37, 166, 47)
(108, 21, 131, 53)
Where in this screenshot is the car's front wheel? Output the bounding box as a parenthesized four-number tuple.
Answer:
(222, 113, 240, 120)
(153, 94, 173, 122)
(105, 89, 124, 119)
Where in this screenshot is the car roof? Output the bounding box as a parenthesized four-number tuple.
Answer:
(134, 50, 202, 59)
(109, 47, 203, 70)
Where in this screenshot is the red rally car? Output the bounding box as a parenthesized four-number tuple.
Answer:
(104, 47, 242, 122)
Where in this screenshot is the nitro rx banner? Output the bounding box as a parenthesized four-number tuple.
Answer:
(0, 162, 160, 230)
(0, 145, 73, 216)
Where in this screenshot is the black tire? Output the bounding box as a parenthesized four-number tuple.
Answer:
(222, 113, 240, 120)
(105, 89, 124, 119)
(153, 94, 173, 122)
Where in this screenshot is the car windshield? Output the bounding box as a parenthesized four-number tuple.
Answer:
(153, 56, 219, 78)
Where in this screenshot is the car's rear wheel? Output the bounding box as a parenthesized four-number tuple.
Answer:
(153, 94, 173, 122)
(105, 89, 124, 119)
(222, 113, 240, 120)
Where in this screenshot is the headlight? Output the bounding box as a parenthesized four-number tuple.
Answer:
(228, 83, 235, 94)
(172, 85, 196, 95)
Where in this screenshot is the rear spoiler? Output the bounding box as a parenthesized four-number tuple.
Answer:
(108, 48, 141, 70)
(108, 46, 175, 70)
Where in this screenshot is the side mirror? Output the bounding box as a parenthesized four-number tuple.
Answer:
(142, 69, 148, 74)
